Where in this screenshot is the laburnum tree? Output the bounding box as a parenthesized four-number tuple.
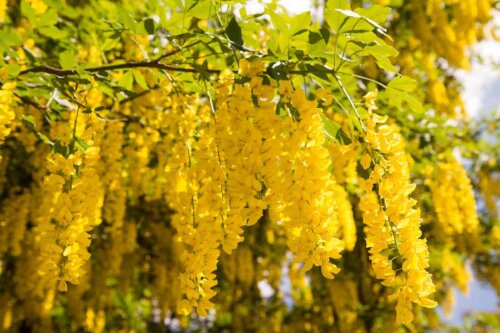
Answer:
(0, 0, 499, 332)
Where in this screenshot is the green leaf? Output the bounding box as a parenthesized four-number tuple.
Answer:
(337, 8, 387, 33)
(325, 0, 350, 29)
(320, 113, 341, 141)
(365, 44, 398, 72)
(21, 115, 37, 131)
(22, 115, 52, 145)
(367, 49, 397, 72)
(119, 70, 134, 91)
(22, 47, 37, 63)
(267, 11, 288, 33)
(189, 0, 212, 19)
(132, 70, 149, 90)
(337, 128, 353, 145)
(185, 0, 199, 11)
(335, 9, 361, 19)
(320, 28, 330, 43)
(305, 64, 331, 80)
(266, 62, 288, 80)
(75, 136, 90, 151)
(38, 26, 68, 39)
(0, 31, 22, 47)
(290, 12, 311, 36)
(53, 141, 69, 157)
(308, 31, 328, 57)
(405, 94, 425, 113)
(357, 106, 370, 120)
(101, 38, 120, 51)
(386, 76, 424, 113)
(387, 76, 418, 92)
(355, 5, 392, 25)
(36, 9, 58, 27)
(144, 18, 155, 35)
(7, 64, 20, 78)
(118, 8, 137, 32)
(59, 50, 77, 69)
(20, 0, 36, 23)
(226, 17, 244, 47)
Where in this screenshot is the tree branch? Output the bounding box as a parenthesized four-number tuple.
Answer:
(20, 61, 225, 77)
(119, 85, 160, 105)
(14, 93, 47, 110)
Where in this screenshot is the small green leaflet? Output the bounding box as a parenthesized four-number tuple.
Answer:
(320, 113, 352, 145)
(144, 18, 155, 35)
(386, 76, 424, 113)
(59, 50, 77, 69)
(226, 17, 244, 47)
(321, 113, 341, 140)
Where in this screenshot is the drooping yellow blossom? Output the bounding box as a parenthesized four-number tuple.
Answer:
(424, 156, 479, 238)
(360, 93, 436, 325)
(333, 184, 357, 251)
(271, 87, 344, 278)
(0, 0, 6, 22)
(0, 82, 16, 142)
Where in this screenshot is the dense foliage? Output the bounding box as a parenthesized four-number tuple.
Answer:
(0, 0, 499, 332)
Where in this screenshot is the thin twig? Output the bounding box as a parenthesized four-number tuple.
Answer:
(119, 85, 160, 104)
(333, 74, 367, 132)
(14, 92, 51, 124)
(152, 40, 203, 63)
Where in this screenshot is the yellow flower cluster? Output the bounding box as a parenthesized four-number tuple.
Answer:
(98, 121, 127, 276)
(0, 0, 6, 21)
(325, 140, 358, 252)
(27, 0, 48, 14)
(410, 0, 491, 69)
(333, 184, 357, 251)
(168, 61, 345, 316)
(391, 0, 492, 116)
(215, 71, 267, 253)
(0, 82, 16, 142)
(32, 101, 105, 293)
(359, 190, 396, 286)
(270, 86, 344, 278)
(160, 87, 222, 316)
(360, 99, 436, 325)
(425, 157, 479, 238)
(36, 149, 103, 292)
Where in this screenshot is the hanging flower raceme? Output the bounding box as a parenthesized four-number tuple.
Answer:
(215, 70, 267, 253)
(424, 156, 479, 239)
(360, 92, 436, 325)
(271, 86, 344, 279)
(172, 60, 348, 316)
(0, 82, 16, 143)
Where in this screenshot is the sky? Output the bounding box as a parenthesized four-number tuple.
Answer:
(248, 0, 500, 326)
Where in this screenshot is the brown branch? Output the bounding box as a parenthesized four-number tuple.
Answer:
(119, 85, 160, 105)
(19, 61, 225, 77)
(13, 93, 52, 124)
(14, 93, 47, 110)
(152, 40, 203, 63)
